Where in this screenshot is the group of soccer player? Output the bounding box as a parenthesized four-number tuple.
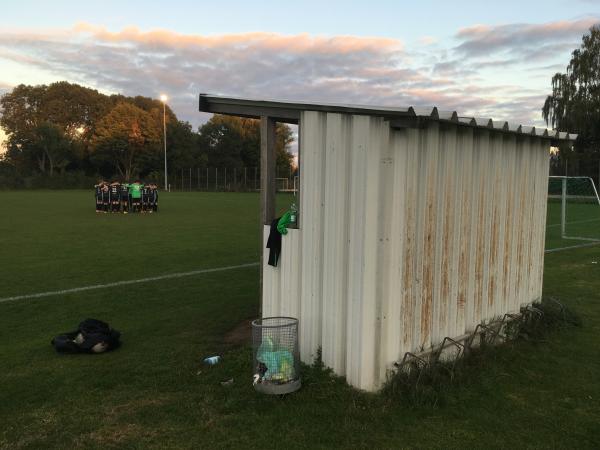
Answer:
(95, 181, 159, 214)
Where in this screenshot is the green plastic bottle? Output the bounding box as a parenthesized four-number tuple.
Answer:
(290, 202, 298, 226)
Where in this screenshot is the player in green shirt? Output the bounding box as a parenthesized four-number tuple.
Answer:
(129, 181, 144, 213)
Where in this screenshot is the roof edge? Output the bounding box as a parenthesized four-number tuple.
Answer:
(198, 93, 576, 141)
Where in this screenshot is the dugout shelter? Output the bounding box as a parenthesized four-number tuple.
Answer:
(199, 94, 576, 391)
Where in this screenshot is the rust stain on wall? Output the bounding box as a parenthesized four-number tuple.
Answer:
(475, 178, 486, 319)
(421, 169, 436, 345)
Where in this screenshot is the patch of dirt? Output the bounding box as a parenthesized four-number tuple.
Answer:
(78, 423, 158, 447)
(223, 319, 253, 346)
(106, 397, 168, 419)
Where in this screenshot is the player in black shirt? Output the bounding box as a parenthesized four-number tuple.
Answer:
(120, 182, 130, 213)
(151, 184, 159, 212)
(101, 182, 110, 213)
(141, 184, 151, 213)
(94, 182, 104, 213)
(109, 182, 120, 212)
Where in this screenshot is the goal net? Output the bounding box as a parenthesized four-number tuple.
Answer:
(547, 176, 600, 244)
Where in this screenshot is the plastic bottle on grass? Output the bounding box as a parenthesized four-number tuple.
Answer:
(203, 356, 221, 365)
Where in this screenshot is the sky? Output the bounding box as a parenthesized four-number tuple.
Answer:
(0, 0, 599, 152)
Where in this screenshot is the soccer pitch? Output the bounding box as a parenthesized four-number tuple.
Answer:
(1, 190, 599, 448)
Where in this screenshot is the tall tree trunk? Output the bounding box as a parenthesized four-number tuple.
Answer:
(115, 158, 125, 180)
(37, 152, 46, 173)
(46, 151, 54, 177)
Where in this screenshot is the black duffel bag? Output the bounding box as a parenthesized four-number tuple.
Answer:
(51, 318, 121, 354)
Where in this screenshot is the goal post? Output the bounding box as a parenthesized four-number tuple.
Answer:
(276, 177, 299, 193)
(548, 176, 600, 243)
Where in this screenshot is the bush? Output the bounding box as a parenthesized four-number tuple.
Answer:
(0, 170, 99, 190)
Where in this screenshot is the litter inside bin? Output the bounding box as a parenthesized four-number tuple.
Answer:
(255, 336, 295, 384)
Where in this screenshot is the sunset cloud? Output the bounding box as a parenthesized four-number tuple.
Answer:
(0, 19, 596, 128)
(455, 17, 599, 57)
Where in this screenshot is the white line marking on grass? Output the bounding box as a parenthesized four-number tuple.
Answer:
(545, 242, 600, 253)
(0, 262, 259, 304)
(547, 218, 600, 227)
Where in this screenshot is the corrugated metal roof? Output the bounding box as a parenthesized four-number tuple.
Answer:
(199, 94, 577, 141)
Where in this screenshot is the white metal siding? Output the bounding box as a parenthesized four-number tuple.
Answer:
(299, 112, 326, 363)
(262, 112, 550, 391)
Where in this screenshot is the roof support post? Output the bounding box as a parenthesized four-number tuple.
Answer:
(261, 116, 277, 225)
(259, 116, 276, 317)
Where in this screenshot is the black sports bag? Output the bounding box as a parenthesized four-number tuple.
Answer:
(51, 318, 121, 354)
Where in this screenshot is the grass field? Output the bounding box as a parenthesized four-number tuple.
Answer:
(546, 200, 600, 250)
(1, 190, 599, 449)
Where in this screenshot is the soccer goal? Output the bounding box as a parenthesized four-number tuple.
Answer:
(548, 176, 600, 243)
(276, 177, 299, 193)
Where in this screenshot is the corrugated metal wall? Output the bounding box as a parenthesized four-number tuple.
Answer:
(262, 111, 550, 391)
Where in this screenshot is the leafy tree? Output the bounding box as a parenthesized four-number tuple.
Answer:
(31, 122, 74, 176)
(275, 124, 294, 171)
(165, 120, 203, 173)
(0, 84, 47, 156)
(0, 82, 110, 175)
(0, 81, 295, 185)
(1, 121, 75, 176)
(197, 115, 294, 170)
(42, 82, 112, 141)
(543, 25, 600, 155)
(0, 82, 110, 145)
(90, 102, 161, 180)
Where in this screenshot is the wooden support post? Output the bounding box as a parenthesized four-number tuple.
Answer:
(261, 116, 276, 225)
(260, 116, 276, 317)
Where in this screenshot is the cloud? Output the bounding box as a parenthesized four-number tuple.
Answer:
(0, 24, 420, 125)
(0, 20, 590, 129)
(418, 36, 438, 46)
(455, 17, 599, 57)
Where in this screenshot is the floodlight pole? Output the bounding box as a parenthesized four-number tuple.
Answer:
(163, 100, 168, 191)
(561, 177, 567, 238)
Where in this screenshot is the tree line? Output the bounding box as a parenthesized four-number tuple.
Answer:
(0, 81, 294, 187)
(543, 25, 600, 180)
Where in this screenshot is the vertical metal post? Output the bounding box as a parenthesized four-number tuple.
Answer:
(215, 167, 218, 191)
(561, 177, 567, 238)
(225, 168, 227, 191)
(197, 168, 200, 190)
(181, 168, 184, 191)
(163, 101, 168, 191)
(189, 168, 192, 191)
(244, 167, 247, 189)
(234, 168, 237, 190)
(206, 168, 209, 191)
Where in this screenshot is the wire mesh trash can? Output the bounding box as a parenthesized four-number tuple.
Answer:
(252, 317, 301, 394)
